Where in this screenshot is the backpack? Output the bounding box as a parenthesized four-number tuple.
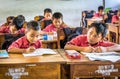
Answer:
(2, 33, 24, 49)
(60, 27, 83, 48)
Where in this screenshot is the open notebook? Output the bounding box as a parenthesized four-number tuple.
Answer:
(23, 48, 57, 57)
(82, 52, 120, 62)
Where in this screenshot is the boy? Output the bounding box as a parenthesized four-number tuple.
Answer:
(64, 22, 120, 53)
(42, 12, 67, 32)
(0, 16, 25, 34)
(40, 8, 53, 30)
(0, 16, 14, 28)
(93, 6, 104, 18)
(112, 9, 120, 24)
(8, 20, 42, 53)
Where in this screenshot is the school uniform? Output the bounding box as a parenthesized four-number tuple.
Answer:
(67, 35, 114, 47)
(94, 13, 103, 18)
(0, 26, 25, 34)
(8, 36, 42, 49)
(112, 15, 119, 23)
(42, 24, 66, 32)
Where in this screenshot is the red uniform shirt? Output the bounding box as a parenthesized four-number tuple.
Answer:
(0, 26, 25, 34)
(8, 36, 42, 49)
(112, 15, 119, 24)
(67, 35, 114, 48)
(42, 24, 66, 32)
(94, 13, 103, 18)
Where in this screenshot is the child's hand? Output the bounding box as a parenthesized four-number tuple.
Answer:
(94, 46, 107, 53)
(25, 46, 35, 53)
(83, 46, 94, 53)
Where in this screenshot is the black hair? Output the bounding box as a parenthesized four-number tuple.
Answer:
(52, 12, 63, 20)
(12, 16, 25, 30)
(17, 15, 25, 21)
(98, 6, 104, 11)
(27, 20, 40, 31)
(7, 16, 14, 20)
(89, 22, 108, 37)
(44, 8, 52, 14)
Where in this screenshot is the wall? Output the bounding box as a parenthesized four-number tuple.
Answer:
(0, 0, 103, 27)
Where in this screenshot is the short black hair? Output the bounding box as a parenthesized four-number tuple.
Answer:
(12, 16, 25, 30)
(52, 12, 63, 20)
(27, 20, 40, 31)
(44, 8, 52, 14)
(98, 6, 104, 11)
(89, 22, 108, 37)
(17, 15, 25, 21)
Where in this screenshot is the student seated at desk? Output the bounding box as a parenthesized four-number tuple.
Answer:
(0, 16, 14, 28)
(40, 8, 53, 30)
(64, 22, 120, 53)
(42, 12, 67, 33)
(0, 16, 25, 34)
(8, 20, 42, 53)
(93, 6, 104, 18)
(112, 9, 120, 24)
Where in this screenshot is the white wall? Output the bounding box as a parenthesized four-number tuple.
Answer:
(0, 0, 103, 27)
(105, 0, 120, 10)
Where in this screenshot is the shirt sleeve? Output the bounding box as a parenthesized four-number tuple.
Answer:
(112, 15, 119, 23)
(67, 36, 82, 46)
(100, 41, 115, 47)
(8, 38, 22, 50)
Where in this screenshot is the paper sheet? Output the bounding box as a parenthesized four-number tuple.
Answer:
(23, 48, 57, 57)
(82, 52, 120, 62)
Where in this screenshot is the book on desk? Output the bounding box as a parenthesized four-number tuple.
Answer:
(23, 48, 57, 57)
(0, 50, 9, 58)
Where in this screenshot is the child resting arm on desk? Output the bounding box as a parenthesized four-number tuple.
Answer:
(8, 20, 42, 53)
(64, 22, 120, 53)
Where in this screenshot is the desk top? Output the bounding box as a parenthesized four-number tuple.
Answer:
(0, 49, 66, 65)
(58, 49, 120, 64)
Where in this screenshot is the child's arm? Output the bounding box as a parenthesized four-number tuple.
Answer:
(8, 46, 35, 54)
(94, 44, 120, 52)
(64, 44, 94, 53)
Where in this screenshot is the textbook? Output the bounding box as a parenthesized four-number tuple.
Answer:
(0, 50, 9, 58)
(82, 52, 120, 62)
(23, 48, 57, 57)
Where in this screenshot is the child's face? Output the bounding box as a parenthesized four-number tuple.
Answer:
(87, 27, 103, 44)
(26, 29, 40, 44)
(44, 12, 52, 20)
(53, 18, 63, 28)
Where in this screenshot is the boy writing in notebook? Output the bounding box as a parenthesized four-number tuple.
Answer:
(64, 22, 120, 53)
(8, 20, 42, 53)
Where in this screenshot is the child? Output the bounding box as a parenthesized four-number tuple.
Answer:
(42, 12, 67, 32)
(112, 9, 120, 24)
(64, 22, 120, 53)
(0, 16, 14, 28)
(40, 8, 53, 30)
(0, 16, 25, 34)
(93, 6, 104, 18)
(80, 11, 87, 28)
(8, 20, 42, 53)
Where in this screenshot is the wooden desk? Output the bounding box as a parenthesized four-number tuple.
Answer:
(87, 18, 103, 27)
(41, 36, 65, 49)
(58, 49, 120, 79)
(0, 34, 5, 49)
(107, 23, 119, 44)
(0, 50, 66, 79)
